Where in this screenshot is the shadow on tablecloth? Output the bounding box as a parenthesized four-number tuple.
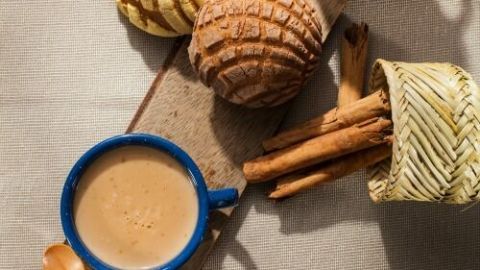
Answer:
(205, 0, 480, 269)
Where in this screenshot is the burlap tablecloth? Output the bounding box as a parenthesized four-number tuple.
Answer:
(1, 0, 479, 269)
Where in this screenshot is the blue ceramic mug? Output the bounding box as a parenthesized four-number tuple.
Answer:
(60, 133, 239, 270)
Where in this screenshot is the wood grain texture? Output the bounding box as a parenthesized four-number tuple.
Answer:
(127, 39, 287, 269)
(126, 0, 345, 268)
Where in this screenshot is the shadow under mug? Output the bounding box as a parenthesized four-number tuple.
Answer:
(60, 133, 239, 270)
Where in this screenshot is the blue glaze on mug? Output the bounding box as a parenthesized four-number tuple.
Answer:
(60, 133, 239, 270)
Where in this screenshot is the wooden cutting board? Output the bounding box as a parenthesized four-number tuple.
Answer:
(126, 1, 345, 268)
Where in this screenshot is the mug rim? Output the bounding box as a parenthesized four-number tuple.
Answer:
(60, 133, 209, 270)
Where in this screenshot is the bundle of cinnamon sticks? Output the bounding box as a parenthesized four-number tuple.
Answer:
(243, 23, 393, 199)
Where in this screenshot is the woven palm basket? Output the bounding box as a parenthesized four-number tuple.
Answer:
(368, 59, 480, 204)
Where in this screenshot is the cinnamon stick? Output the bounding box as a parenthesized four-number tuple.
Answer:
(244, 117, 392, 183)
(262, 90, 390, 152)
(268, 142, 392, 199)
(337, 22, 369, 107)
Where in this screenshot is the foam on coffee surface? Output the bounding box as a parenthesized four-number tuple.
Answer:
(74, 146, 199, 269)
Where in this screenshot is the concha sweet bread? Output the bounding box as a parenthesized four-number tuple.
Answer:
(368, 60, 480, 204)
(116, 0, 204, 37)
(188, 0, 323, 107)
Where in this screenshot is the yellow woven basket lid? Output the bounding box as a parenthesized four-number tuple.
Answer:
(368, 59, 480, 204)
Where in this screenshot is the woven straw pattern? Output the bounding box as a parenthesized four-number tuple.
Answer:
(368, 60, 480, 204)
(116, 0, 203, 37)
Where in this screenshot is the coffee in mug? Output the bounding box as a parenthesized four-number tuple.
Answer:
(73, 146, 199, 269)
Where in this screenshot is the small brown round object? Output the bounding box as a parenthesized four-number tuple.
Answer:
(188, 0, 322, 107)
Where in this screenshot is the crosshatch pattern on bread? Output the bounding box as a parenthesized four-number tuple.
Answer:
(116, 0, 203, 37)
(189, 0, 323, 107)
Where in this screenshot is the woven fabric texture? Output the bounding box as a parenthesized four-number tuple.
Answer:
(1, 0, 479, 269)
(368, 60, 480, 204)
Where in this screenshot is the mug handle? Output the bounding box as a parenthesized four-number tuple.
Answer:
(207, 188, 239, 210)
